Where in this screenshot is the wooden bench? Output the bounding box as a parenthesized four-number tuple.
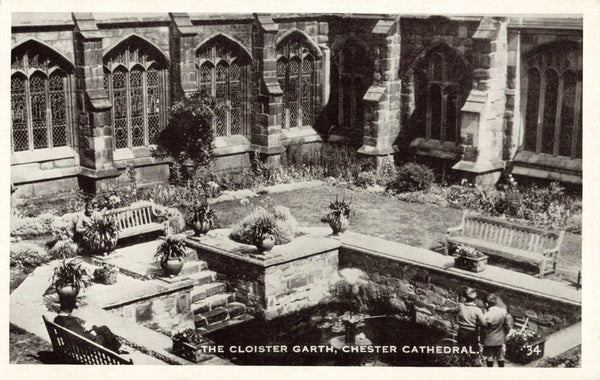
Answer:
(43, 315, 133, 365)
(445, 212, 565, 278)
(104, 204, 165, 240)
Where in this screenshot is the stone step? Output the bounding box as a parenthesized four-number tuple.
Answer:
(222, 301, 247, 318)
(187, 270, 218, 286)
(190, 282, 227, 303)
(198, 313, 255, 334)
(195, 307, 229, 327)
(180, 260, 208, 276)
(191, 293, 235, 315)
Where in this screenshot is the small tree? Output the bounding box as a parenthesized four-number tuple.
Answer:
(157, 92, 217, 177)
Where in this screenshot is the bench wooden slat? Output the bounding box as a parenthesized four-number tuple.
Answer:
(43, 316, 133, 365)
(103, 204, 165, 245)
(446, 212, 564, 278)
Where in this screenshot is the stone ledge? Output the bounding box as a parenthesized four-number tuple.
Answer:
(452, 159, 505, 174)
(11, 146, 78, 166)
(281, 126, 323, 145)
(12, 165, 80, 184)
(213, 135, 252, 156)
(410, 138, 462, 160)
(186, 229, 340, 268)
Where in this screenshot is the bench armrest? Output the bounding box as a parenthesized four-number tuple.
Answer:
(543, 247, 560, 257)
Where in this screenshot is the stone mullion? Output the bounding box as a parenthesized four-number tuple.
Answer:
(126, 70, 132, 148)
(572, 81, 582, 158)
(44, 76, 53, 149)
(142, 69, 149, 146)
(536, 72, 547, 154)
(553, 74, 565, 156)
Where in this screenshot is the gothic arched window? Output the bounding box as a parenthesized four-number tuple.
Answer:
(413, 46, 469, 143)
(523, 42, 582, 158)
(197, 36, 251, 137)
(11, 42, 73, 152)
(103, 38, 169, 149)
(277, 33, 319, 129)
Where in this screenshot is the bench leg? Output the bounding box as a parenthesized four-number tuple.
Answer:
(537, 260, 546, 279)
(444, 237, 449, 256)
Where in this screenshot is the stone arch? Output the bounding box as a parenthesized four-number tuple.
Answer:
(103, 33, 170, 67)
(195, 33, 252, 64)
(276, 28, 322, 58)
(11, 37, 75, 72)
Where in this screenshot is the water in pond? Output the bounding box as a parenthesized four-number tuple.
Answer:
(205, 304, 449, 366)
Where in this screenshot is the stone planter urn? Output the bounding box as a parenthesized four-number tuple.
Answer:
(162, 258, 184, 277)
(329, 215, 349, 235)
(255, 236, 275, 253)
(192, 220, 212, 236)
(56, 285, 79, 308)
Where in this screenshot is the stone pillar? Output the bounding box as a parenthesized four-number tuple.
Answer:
(358, 19, 401, 169)
(169, 13, 199, 101)
(72, 13, 120, 193)
(453, 17, 509, 187)
(317, 21, 331, 108)
(251, 14, 285, 163)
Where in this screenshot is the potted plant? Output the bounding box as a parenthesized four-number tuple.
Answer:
(172, 328, 214, 363)
(93, 262, 119, 285)
(83, 213, 120, 256)
(155, 235, 187, 277)
(325, 194, 353, 235)
(250, 215, 276, 253)
(505, 326, 546, 364)
(453, 245, 488, 272)
(186, 201, 216, 236)
(51, 258, 91, 309)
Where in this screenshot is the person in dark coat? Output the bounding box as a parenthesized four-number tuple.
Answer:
(482, 293, 513, 367)
(456, 287, 485, 365)
(54, 302, 123, 353)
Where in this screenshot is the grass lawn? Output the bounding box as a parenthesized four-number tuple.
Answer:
(212, 183, 581, 284)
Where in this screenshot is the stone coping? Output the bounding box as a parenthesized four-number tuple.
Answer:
(337, 229, 581, 307)
(185, 228, 340, 268)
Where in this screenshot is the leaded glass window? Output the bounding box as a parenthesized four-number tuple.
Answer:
(524, 43, 582, 158)
(277, 34, 318, 129)
(196, 38, 250, 138)
(413, 45, 468, 143)
(11, 44, 73, 153)
(104, 42, 169, 150)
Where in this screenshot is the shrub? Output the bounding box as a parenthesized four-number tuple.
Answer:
(355, 171, 379, 188)
(131, 200, 187, 234)
(377, 159, 398, 187)
(395, 184, 449, 206)
(230, 206, 297, 246)
(11, 212, 56, 239)
(157, 92, 216, 175)
(11, 242, 50, 268)
(388, 162, 435, 193)
(48, 239, 78, 260)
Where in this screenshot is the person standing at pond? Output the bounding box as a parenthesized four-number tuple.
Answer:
(456, 287, 485, 366)
(482, 293, 513, 367)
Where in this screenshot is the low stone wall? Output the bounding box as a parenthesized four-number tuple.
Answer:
(186, 230, 339, 320)
(339, 245, 581, 336)
(105, 285, 195, 335)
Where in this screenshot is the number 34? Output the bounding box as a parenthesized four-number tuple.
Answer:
(525, 345, 541, 356)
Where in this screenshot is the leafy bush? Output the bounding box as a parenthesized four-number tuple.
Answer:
(230, 206, 297, 246)
(131, 200, 187, 234)
(11, 212, 57, 239)
(10, 242, 50, 268)
(48, 239, 78, 260)
(388, 162, 435, 193)
(157, 92, 216, 173)
(355, 171, 379, 188)
(395, 184, 449, 206)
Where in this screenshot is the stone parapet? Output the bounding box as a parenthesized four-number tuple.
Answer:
(185, 228, 340, 320)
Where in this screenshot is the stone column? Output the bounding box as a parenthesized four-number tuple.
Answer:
(358, 19, 401, 169)
(169, 13, 199, 101)
(72, 13, 120, 193)
(453, 17, 509, 187)
(251, 14, 285, 163)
